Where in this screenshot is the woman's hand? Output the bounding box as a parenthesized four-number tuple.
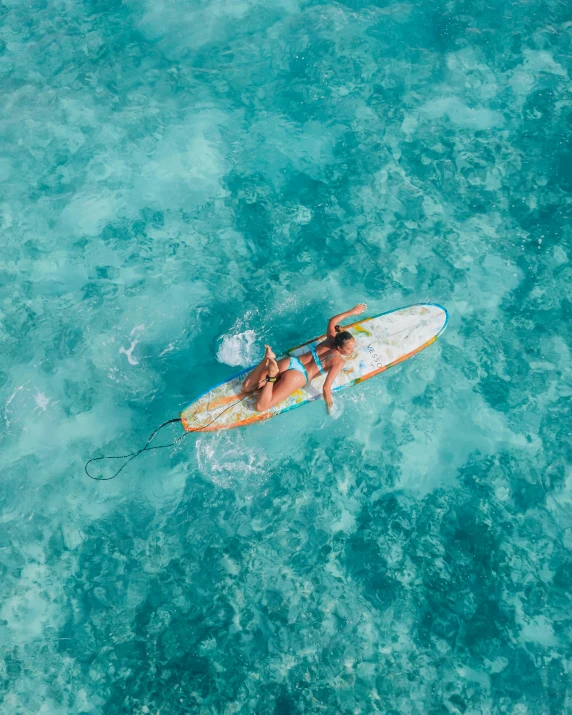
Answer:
(351, 303, 367, 316)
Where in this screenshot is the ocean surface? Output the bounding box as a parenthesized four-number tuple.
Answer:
(1, 0, 571, 712)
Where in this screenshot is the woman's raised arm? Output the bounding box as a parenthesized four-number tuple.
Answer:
(326, 303, 367, 339)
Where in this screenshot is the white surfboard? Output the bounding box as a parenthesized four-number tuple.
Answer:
(181, 303, 448, 432)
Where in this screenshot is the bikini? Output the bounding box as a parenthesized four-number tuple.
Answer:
(287, 344, 336, 384)
(310, 343, 335, 374)
(288, 355, 309, 382)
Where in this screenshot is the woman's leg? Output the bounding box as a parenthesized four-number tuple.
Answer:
(242, 345, 275, 392)
(255, 361, 306, 412)
(243, 347, 290, 392)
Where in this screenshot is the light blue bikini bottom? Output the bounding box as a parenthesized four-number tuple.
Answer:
(288, 355, 309, 383)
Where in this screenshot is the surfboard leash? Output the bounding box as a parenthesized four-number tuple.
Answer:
(84, 393, 250, 482)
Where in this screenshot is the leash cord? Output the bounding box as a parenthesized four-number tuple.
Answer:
(85, 393, 249, 481)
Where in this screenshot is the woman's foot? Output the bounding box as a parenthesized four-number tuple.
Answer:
(243, 345, 277, 393)
(256, 357, 279, 389)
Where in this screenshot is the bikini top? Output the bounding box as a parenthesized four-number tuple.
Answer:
(310, 343, 341, 375)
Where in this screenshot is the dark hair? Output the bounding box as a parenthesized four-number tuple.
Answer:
(334, 325, 354, 349)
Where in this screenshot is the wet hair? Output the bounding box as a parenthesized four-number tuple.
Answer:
(334, 325, 354, 349)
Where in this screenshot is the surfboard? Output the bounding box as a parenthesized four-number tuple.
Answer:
(181, 303, 448, 432)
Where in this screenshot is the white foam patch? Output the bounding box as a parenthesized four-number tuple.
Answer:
(4, 384, 27, 428)
(216, 330, 258, 367)
(195, 433, 267, 489)
(33, 389, 52, 413)
(328, 400, 344, 420)
(119, 339, 140, 365)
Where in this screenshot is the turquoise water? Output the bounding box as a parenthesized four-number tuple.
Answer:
(1, 0, 571, 711)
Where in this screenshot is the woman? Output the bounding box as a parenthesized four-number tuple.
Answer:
(243, 304, 367, 413)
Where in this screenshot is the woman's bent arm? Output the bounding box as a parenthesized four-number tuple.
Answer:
(327, 303, 367, 338)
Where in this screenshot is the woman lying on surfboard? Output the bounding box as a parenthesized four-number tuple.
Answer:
(243, 304, 367, 413)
